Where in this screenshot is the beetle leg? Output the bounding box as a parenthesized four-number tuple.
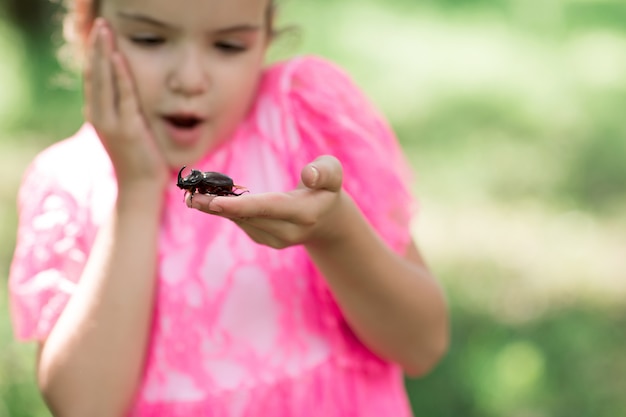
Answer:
(183, 190, 195, 205)
(232, 185, 249, 196)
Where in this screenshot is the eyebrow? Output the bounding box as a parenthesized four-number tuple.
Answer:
(116, 12, 262, 33)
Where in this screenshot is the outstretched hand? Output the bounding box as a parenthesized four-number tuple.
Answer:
(85, 19, 169, 191)
(187, 155, 349, 249)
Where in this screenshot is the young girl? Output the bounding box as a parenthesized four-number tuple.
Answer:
(9, 0, 449, 416)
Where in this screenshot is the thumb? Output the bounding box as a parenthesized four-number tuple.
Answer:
(301, 155, 343, 192)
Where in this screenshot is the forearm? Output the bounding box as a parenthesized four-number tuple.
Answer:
(306, 193, 449, 377)
(38, 189, 162, 417)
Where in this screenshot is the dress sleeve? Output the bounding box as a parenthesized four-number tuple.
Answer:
(9, 158, 89, 342)
(285, 56, 418, 253)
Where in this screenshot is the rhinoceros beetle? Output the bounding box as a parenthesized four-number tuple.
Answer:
(176, 166, 248, 200)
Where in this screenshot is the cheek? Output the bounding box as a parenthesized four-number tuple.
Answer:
(220, 63, 262, 104)
(116, 41, 165, 108)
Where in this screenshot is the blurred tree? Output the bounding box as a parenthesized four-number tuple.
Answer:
(2, 0, 59, 39)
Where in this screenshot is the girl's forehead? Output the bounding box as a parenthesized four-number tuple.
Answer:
(103, 0, 269, 26)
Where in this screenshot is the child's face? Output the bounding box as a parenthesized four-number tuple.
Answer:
(99, 0, 271, 168)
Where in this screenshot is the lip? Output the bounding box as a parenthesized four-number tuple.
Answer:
(161, 113, 207, 147)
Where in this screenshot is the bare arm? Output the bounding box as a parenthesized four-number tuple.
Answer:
(36, 19, 171, 417)
(305, 191, 449, 377)
(188, 156, 450, 376)
(37, 187, 163, 417)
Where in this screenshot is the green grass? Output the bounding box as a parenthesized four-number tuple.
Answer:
(2, 0, 626, 415)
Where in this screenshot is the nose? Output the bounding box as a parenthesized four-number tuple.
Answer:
(167, 46, 209, 96)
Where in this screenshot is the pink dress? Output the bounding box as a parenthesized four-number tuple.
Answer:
(9, 56, 417, 416)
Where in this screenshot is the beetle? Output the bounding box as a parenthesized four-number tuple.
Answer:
(176, 166, 248, 200)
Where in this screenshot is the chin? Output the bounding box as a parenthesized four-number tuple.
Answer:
(160, 143, 212, 171)
(156, 125, 229, 170)
(165, 153, 200, 172)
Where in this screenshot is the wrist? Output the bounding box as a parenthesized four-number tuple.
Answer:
(308, 191, 362, 249)
(116, 181, 166, 214)
(113, 162, 169, 197)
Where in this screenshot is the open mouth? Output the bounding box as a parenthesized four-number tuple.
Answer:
(165, 115, 203, 129)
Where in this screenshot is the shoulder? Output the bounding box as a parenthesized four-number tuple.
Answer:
(10, 125, 109, 342)
(24, 124, 111, 186)
(265, 55, 351, 80)
(18, 124, 113, 212)
(261, 55, 363, 99)
(255, 55, 384, 142)
(260, 58, 417, 253)
(244, 55, 359, 158)
(28, 124, 108, 172)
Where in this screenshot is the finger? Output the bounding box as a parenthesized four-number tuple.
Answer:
(186, 192, 217, 210)
(301, 155, 343, 192)
(189, 190, 311, 223)
(99, 23, 118, 118)
(83, 22, 99, 121)
(83, 70, 92, 122)
(188, 192, 315, 247)
(186, 192, 292, 240)
(204, 192, 299, 220)
(85, 20, 102, 122)
(234, 221, 290, 249)
(111, 51, 139, 119)
(234, 217, 307, 247)
(91, 21, 115, 126)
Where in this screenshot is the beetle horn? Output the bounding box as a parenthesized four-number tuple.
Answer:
(177, 166, 186, 185)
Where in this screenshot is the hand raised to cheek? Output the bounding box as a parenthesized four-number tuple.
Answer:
(187, 156, 352, 249)
(85, 19, 169, 191)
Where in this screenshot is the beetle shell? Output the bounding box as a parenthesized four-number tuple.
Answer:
(176, 166, 247, 197)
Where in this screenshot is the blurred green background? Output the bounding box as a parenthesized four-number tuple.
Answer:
(1, 0, 626, 416)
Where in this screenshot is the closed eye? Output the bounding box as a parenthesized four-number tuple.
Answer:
(215, 42, 246, 54)
(130, 35, 165, 47)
